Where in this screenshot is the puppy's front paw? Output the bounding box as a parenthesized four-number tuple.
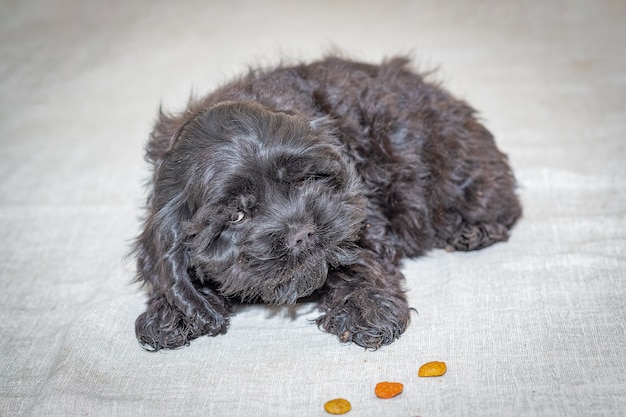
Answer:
(317, 292, 410, 349)
(135, 295, 230, 351)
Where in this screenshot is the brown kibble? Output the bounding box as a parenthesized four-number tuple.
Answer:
(324, 398, 351, 414)
(418, 361, 447, 377)
(374, 381, 404, 399)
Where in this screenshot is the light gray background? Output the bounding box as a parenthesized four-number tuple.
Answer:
(1, 1, 625, 416)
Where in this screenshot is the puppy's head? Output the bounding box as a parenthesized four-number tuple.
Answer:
(156, 101, 366, 304)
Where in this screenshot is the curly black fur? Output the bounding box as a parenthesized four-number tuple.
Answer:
(132, 56, 521, 351)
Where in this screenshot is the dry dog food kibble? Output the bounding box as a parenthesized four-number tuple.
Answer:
(374, 381, 404, 399)
(324, 398, 351, 414)
(418, 361, 447, 377)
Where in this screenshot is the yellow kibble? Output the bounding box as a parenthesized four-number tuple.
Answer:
(324, 398, 351, 414)
(418, 361, 447, 377)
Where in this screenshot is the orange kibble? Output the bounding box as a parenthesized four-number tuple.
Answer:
(374, 381, 404, 399)
(418, 361, 447, 377)
(324, 398, 351, 414)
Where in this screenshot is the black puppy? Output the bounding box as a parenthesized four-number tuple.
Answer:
(133, 56, 521, 351)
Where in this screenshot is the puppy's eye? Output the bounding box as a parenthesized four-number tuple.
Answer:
(230, 211, 246, 223)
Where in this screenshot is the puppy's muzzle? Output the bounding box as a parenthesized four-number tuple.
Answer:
(285, 224, 316, 253)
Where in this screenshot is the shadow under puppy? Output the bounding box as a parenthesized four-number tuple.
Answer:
(133, 55, 521, 351)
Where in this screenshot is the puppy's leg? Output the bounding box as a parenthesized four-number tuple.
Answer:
(316, 250, 410, 349)
(133, 199, 232, 350)
(432, 120, 522, 252)
(437, 170, 521, 252)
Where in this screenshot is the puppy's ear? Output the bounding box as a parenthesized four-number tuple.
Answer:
(144, 107, 181, 164)
(144, 103, 205, 164)
(133, 151, 230, 351)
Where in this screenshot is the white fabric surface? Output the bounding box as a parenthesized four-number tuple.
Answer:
(1, 1, 625, 416)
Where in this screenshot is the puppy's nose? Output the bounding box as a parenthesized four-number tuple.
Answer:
(286, 225, 315, 250)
